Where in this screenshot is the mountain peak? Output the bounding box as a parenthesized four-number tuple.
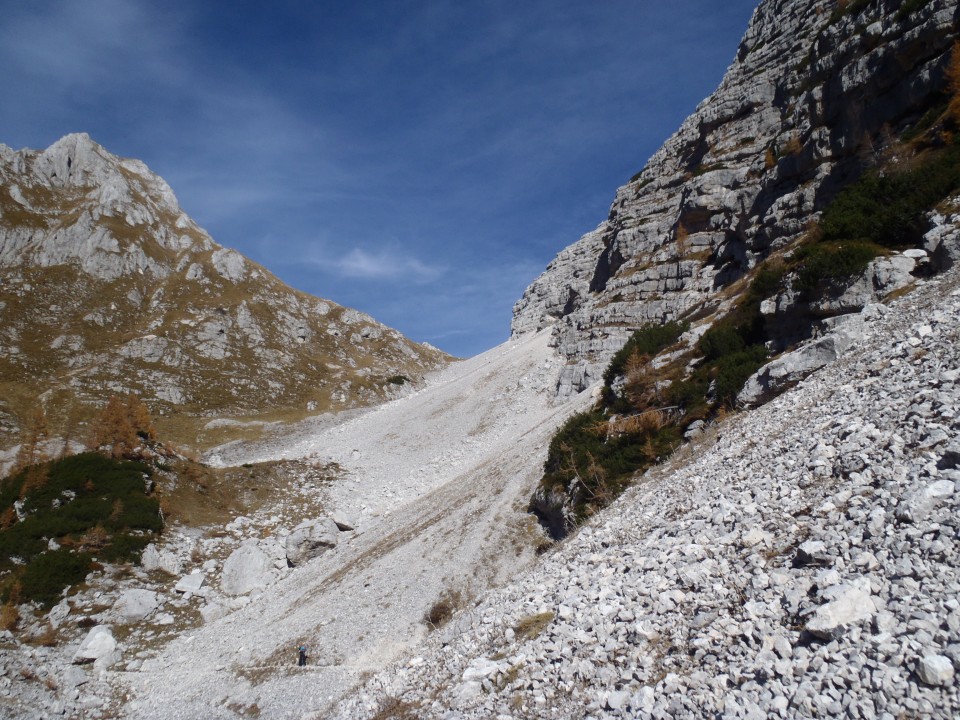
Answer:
(0, 135, 449, 455)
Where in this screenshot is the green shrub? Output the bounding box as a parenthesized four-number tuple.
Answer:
(387, 375, 409, 386)
(793, 241, 883, 291)
(698, 324, 746, 362)
(902, 100, 949, 143)
(713, 346, 769, 407)
(747, 263, 787, 303)
(99, 534, 150, 563)
(19, 551, 91, 607)
(0, 453, 161, 605)
(665, 375, 709, 413)
(603, 321, 688, 386)
(896, 0, 933, 20)
(541, 410, 681, 522)
(829, 0, 872, 23)
(820, 143, 960, 248)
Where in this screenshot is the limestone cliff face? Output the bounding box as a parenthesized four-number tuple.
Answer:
(513, 0, 960, 396)
(0, 134, 448, 445)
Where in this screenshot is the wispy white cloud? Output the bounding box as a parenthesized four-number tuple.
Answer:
(294, 241, 445, 284)
(338, 248, 443, 281)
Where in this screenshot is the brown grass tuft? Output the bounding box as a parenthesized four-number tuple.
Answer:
(0, 602, 19, 631)
(424, 588, 465, 631)
(513, 611, 555, 641)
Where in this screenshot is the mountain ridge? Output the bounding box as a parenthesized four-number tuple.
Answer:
(0, 133, 449, 456)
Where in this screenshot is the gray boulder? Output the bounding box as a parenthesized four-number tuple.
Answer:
(285, 517, 339, 567)
(739, 317, 864, 407)
(806, 582, 877, 640)
(918, 655, 955, 687)
(895, 479, 955, 523)
(220, 540, 275, 596)
(141, 543, 183, 575)
(112, 589, 160, 621)
(73, 626, 121, 669)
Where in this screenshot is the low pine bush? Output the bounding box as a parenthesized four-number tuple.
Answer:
(713, 346, 769, 407)
(602, 321, 688, 386)
(819, 142, 960, 248)
(0, 453, 161, 605)
(19, 551, 91, 608)
(793, 241, 884, 291)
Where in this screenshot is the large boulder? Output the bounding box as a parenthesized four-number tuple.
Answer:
(73, 626, 121, 669)
(112, 589, 160, 621)
(814, 256, 915, 315)
(220, 540, 275, 596)
(805, 581, 877, 640)
(739, 316, 864, 407)
(141, 543, 184, 575)
(285, 518, 339, 567)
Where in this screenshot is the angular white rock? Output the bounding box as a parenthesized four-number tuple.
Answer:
(918, 655, 955, 686)
(806, 584, 877, 639)
(221, 541, 275, 596)
(112, 589, 160, 621)
(141, 544, 184, 575)
(174, 571, 205, 594)
(332, 511, 356, 532)
(73, 626, 121, 669)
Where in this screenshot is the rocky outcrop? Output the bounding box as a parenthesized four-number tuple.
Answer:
(738, 312, 866, 407)
(0, 133, 449, 450)
(512, 0, 960, 396)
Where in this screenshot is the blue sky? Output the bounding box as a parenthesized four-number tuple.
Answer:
(0, 0, 758, 357)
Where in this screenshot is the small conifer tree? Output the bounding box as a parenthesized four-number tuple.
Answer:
(88, 394, 155, 458)
(13, 406, 49, 472)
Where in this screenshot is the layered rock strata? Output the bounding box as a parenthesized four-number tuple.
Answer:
(513, 0, 960, 396)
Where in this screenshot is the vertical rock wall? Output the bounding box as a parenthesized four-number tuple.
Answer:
(513, 0, 960, 396)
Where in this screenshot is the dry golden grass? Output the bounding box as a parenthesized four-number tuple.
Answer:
(370, 697, 421, 720)
(948, 40, 960, 125)
(604, 409, 669, 437)
(764, 147, 777, 169)
(0, 603, 18, 631)
(424, 588, 466, 631)
(782, 135, 803, 157)
(513, 611, 555, 641)
(29, 622, 59, 648)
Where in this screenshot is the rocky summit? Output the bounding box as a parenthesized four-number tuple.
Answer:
(513, 0, 960, 397)
(3, 0, 960, 718)
(0, 133, 447, 454)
